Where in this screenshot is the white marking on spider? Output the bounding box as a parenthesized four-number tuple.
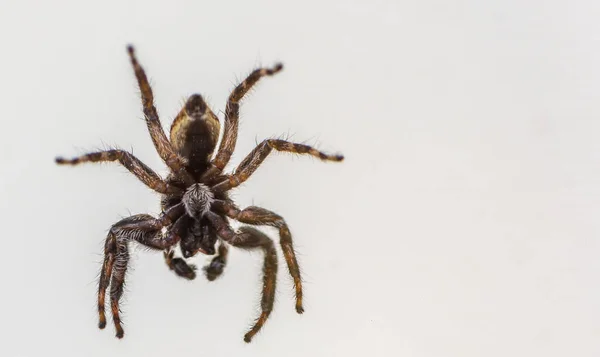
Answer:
(182, 183, 215, 218)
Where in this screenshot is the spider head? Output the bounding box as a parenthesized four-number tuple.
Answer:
(182, 183, 214, 217)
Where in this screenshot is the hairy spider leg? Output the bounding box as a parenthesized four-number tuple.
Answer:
(213, 139, 343, 192)
(55, 149, 183, 194)
(202, 64, 284, 180)
(98, 204, 185, 338)
(126, 45, 193, 184)
(206, 213, 278, 343)
(98, 234, 116, 330)
(218, 203, 305, 314)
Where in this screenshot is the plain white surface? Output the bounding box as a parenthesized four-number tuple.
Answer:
(1, 0, 600, 356)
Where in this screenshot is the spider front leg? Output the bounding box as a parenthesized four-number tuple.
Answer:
(205, 213, 277, 343)
(203, 64, 283, 179)
(216, 203, 305, 314)
(213, 139, 343, 192)
(98, 204, 185, 338)
(55, 149, 182, 194)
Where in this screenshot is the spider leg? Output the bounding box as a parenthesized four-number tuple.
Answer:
(98, 204, 185, 338)
(216, 203, 305, 314)
(98, 233, 116, 329)
(205, 213, 277, 343)
(213, 139, 343, 192)
(203, 241, 229, 281)
(126, 46, 192, 183)
(55, 149, 183, 194)
(203, 64, 283, 179)
(108, 231, 129, 339)
(164, 249, 197, 280)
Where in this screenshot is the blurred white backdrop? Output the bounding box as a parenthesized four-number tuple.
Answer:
(1, 0, 599, 356)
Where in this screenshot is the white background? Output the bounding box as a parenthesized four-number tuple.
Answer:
(1, 0, 599, 356)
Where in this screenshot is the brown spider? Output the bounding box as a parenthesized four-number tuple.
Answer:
(55, 45, 343, 343)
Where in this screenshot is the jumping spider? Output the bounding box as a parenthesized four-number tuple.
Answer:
(55, 45, 343, 343)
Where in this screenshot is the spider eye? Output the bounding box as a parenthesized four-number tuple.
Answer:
(185, 94, 207, 118)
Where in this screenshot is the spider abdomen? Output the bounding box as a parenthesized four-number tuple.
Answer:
(170, 94, 221, 175)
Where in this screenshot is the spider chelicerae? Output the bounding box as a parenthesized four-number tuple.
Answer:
(55, 45, 343, 343)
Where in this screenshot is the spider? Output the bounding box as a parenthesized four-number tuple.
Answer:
(55, 45, 343, 343)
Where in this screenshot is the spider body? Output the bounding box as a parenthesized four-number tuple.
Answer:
(55, 45, 343, 342)
(170, 94, 221, 176)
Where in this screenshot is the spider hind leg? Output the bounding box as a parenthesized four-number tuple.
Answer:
(203, 63, 284, 180)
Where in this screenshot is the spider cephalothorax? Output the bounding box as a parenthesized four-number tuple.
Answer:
(55, 45, 343, 343)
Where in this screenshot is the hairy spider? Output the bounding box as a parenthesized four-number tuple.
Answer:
(55, 45, 343, 343)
